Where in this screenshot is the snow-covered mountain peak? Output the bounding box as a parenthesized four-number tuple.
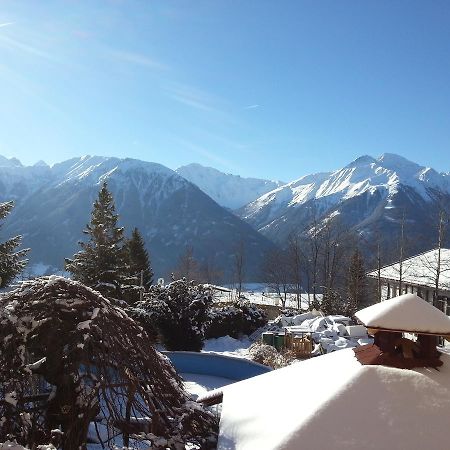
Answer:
(345, 155, 377, 169)
(0, 155, 23, 167)
(118, 158, 175, 177)
(33, 160, 49, 167)
(376, 153, 423, 176)
(238, 153, 450, 237)
(51, 156, 179, 188)
(176, 163, 284, 210)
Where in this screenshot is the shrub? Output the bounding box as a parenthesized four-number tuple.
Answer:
(136, 279, 212, 351)
(205, 301, 268, 339)
(248, 342, 296, 369)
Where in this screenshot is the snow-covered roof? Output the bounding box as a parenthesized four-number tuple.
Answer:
(367, 248, 450, 291)
(217, 348, 450, 450)
(355, 293, 450, 335)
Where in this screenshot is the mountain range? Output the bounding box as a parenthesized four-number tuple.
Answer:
(0, 152, 449, 281)
(0, 156, 274, 281)
(236, 153, 450, 249)
(176, 163, 284, 210)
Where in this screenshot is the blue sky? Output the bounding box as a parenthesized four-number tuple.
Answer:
(0, 0, 449, 181)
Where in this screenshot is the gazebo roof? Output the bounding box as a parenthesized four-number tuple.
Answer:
(355, 293, 450, 335)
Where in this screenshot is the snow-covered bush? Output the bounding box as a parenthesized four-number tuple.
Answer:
(206, 301, 268, 339)
(125, 304, 159, 343)
(206, 305, 244, 339)
(135, 279, 213, 351)
(239, 302, 268, 335)
(0, 276, 217, 449)
(248, 342, 296, 369)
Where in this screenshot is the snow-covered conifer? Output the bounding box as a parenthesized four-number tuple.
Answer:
(0, 201, 28, 287)
(65, 182, 126, 299)
(124, 227, 153, 304)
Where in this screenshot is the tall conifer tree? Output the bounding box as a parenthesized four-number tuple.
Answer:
(0, 201, 28, 287)
(125, 227, 153, 303)
(65, 182, 126, 299)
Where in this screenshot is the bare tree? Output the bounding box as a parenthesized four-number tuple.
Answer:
(359, 225, 389, 304)
(233, 239, 246, 299)
(173, 245, 200, 281)
(398, 210, 406, 294)
(262, 248, 290, 308)
(420, 203, 450, 310)
(199, 254, 223, 285)
(345, 248, 367, 315)
(303, 204, 322, 306)
(287, 232, 303, 309)
(319, 215, 353, 297)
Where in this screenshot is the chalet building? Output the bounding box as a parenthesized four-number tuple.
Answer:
(367, 248, 450, 313)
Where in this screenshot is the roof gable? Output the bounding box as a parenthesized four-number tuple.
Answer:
(367, 248, 450, 290)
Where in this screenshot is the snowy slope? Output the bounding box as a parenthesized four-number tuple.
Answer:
(176, 163, 284, 210)
(0, 162, 52, 205)
(238, 153, 450, 244)
(1, 155, 274, 280)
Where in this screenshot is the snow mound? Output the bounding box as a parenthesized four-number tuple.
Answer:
(202, 335, 252, 358)
(218, 349, 450, 450)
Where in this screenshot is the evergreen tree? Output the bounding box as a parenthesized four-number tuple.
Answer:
(65, 182, 126, 299)
(320, 289, 342, 316)
(345, 249, 366, 316)
(124, 227, 153, 303)
(0, 201, 28, 287)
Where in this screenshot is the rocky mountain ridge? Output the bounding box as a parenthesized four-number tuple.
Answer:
(0, 155, 274, 280)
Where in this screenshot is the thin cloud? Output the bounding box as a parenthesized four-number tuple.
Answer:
(164, 82, 236, 121)
(106, 49, 168, 71)
(0, 34, 58, 62)
(165, 82, 218, 112)
(0, 22, 14, 28)
(244, 104, 261, 109)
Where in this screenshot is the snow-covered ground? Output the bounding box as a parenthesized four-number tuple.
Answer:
(181, 373, 235, 401)
(179, 336, 254, 400)
(218, 349, 450, 450)
(202, 335, 253, 358)
(215, 284, 321, 310)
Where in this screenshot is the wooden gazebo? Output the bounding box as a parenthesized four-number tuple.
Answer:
(354, 293, 450, 369)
